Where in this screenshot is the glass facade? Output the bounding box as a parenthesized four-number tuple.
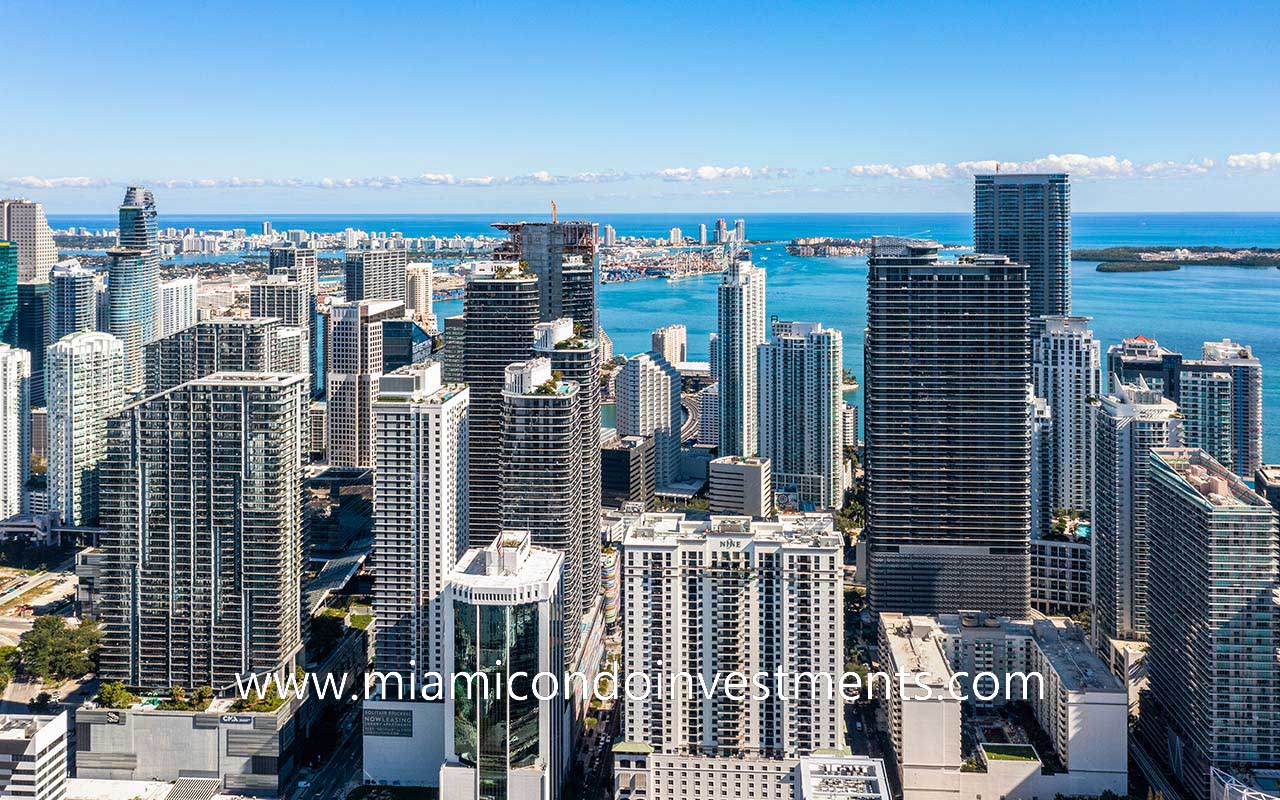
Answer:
(453, 599, 545, 800)
(0, 242, 16, 346)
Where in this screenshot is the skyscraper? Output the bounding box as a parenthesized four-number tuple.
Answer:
(107, 187, 160, 395)
(716, 254, 766, 457)
(1090, 377, 1181, 646)
(1141, 448, 1280, 798)
(462, 263, 539, 545)
(0, 344, 30, 519)
(49, 259, 97, 341)
(1032, 316, 1101, 514)
(500, 357, 584, 661)
(974, 173, 1071, 319)
(650, 323, 687, 365)
(492, 220, 598, 328)
(614, 353, 682, 488)
(1108, 336, 1262, 477)
(144, 317, 305, 396)
(99, 372, 307, 691)
(864, 239, 1031, 617)
(373, 362, 469, 677)
(328, 299, 404, 468)
(345, 249, 409, 305)
(618, 513, 843, 760)
(405, 261, 433, 319)
(14, 282, 48, 406)
(46, 332, 125, 527)
(440, 531, 566, 799)
(758, 320, 844, 510)
(0, 242, 16, 345)
(0, 199, 57, 283)
(532, 318, 603, 626)
(156, 276, 197, 338)
(269, 244, 321, 394)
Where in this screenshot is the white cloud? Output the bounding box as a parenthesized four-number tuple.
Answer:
(1226, 151, 1280, 171)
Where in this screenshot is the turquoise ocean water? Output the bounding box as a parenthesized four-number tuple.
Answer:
(52, 212, 1280, 460)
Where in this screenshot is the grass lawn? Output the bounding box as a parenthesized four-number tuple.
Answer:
(982, 743, 1040, 762)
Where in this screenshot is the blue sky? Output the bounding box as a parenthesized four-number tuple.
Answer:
(5, 0, 1278, 213)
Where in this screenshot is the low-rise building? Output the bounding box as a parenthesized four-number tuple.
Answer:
(878, 612, 1128, 800)
(709, 456, 773, 517)
(1030, 532, 1091, 615)
(0, 712, 68, 800)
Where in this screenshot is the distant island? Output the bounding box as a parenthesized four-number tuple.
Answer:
(1073, 245, 1280, 272)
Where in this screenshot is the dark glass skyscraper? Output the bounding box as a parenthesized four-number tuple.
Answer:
(864, 238, 1032, 617)
(15, 282, 48, 406)
(974, 173, 1071, 319)
(107, 186, 159, 395)
(0, 242, 16, 346)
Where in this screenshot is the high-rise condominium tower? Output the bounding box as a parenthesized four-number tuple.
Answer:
(0, 344, 29, 518)
(462, 263, 539, 545)
(99, 373, 307, 691)
(492, 220, 598, 328)
(619, 513, 844, 758)
(440, 531, 566, 800)
(758, 320, 844, 510)
(373, 362, 469, 677)
(47, 332, 125, 527)
(532, 318, 603, 621)
(1141, 448, 1280, 799)
(864, 239, 1031, 617)
(500, 357, 584, 661)
(717, 254, 766, 457)
(328, 299, 404, 468)
(405, 262, 433, 319)
(0, 242, 16, 345)
(651, 323, 687, 365)
(1032, 316, 1101, 515)
(143, 317, 306, 396)
(1090, 377, 1180, 646)
(107, 187, 160, 395)
(614, 352, 682, 488)
(0, 199, 57, 283)
(345, 250, 409, 305)
(974, 173, 1071, 319)
(156, 276, 197, 338)
(1107, 336, 1262, 478)
(268, 244, 321, 394)
(49, 259, 97, 341)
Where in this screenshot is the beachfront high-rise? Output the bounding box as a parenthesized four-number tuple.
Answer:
(99, 372, 307, 691)
(1, 199, 57, 283)
(614, 352, 682, 488)
(1090, 377, 1181, 647)
(716, 253, 767, 457)
(500, 357, 584, 661)
(758, 320, 844, 510)
(345, 249, 409, 305)
(1032, 316, 1101, 515)
(106, 187, 160, 395)
(462, 262, 540, 545)
(651, 323, 687, 365)
(493, 220, 599, 328)
(49, 259, 97, 341)
(46, 332, 125, 527)
(372, 362, 469, 678)
(0, 344, 30, 519)
(973, 173, 1071, 319)
(1140, 448, 1280, 799)
(532, 318, 603, 622)
(864, 239, 1032, 617)
(328, 299, 404, 468)
(439, 531, 566, 800)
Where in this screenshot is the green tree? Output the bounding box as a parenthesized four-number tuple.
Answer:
(97, 681, 138, 709)
(19, 617, 101, 681)
(27, 692, 55, 713)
